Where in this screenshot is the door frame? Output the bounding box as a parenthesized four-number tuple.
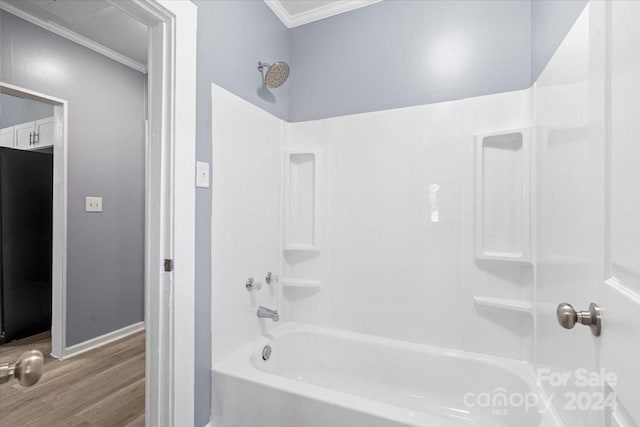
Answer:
(121, 2, 197, 425)
(0, 82, 68, 358)
(0, 0, 197, 425)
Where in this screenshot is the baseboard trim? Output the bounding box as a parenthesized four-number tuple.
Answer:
(63, 321, 145, 359)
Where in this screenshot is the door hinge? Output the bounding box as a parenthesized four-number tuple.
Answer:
(164, 259, 173, 272)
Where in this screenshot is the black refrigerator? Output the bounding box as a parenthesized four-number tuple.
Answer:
(0, 147, 53, 345)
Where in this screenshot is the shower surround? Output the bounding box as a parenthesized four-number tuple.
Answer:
(210, 3, 640, 426)
(211, 79, 538, 425)
(211, 81, 534, 364)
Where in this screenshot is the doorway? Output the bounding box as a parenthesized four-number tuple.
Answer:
(0, 53, 147, 424)
(0, 90, 55, 350)
(0, 83, 68, 363)
(0, 0, 196, 425)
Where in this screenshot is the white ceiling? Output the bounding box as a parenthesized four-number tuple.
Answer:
(1, 0, 148, 70)
(265, 0, 383, 28)
(279, 1, 344, 16)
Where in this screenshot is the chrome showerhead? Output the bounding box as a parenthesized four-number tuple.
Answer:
(257, 61, 290, 88)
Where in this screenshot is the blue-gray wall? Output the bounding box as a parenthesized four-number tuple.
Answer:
(0, 93, 53, 128)
(289, 0, 532, 121)
(531, 0, 588, 79)
(195, 0, 290, 121)
(288, 0, 587, 122)
(193, 1, 289, 425)
(0, 11, 145, 346)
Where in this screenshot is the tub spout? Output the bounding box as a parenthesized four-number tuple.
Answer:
(257, 306, 279, 322)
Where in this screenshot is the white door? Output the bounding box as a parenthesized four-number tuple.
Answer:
(33, 117, 54, 148)
(535, 3, 640, 426)
(599, 1, 640, 425)
(0, 127, 14, 148)
(14, 121, 35, 149)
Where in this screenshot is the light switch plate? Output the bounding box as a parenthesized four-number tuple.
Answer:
(85, 196, 102, 212)
(196, 161, 210, 188)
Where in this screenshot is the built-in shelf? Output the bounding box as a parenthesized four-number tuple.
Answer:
(283, 151, 321, 251)
(475, 128, 532, 263)
(281, 149, 323, 296)
(473, 296, 533, 314)
(283, 246, 320, 253)
(282, 278, 321, 288)
(475, 256, 533, 266)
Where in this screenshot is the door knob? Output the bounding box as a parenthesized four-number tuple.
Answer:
(556, 303, 601, 336)
(0, 349, 44, 387)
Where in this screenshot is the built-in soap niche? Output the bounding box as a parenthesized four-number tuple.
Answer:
(475, 128, 531, 263)
(282, 150, 322, 289)
(283, 151, 321, 251)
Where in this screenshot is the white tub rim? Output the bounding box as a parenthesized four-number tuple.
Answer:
(213, 322, 564, 427)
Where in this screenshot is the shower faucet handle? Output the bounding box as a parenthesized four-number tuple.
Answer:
(245, 277, 262, 291)
(556, 302, 601, 336)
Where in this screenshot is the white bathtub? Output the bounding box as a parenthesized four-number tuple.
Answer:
(212, 323, 563, 427)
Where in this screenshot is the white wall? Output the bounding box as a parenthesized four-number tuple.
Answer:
(283, 90, 534, 360)
(212, 84, 535, 366)
(211, 84, 282, 365)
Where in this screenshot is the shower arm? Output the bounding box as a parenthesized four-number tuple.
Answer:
(257, 62, 270, 85)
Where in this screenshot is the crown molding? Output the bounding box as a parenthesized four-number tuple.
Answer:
(0, 0, 147, 74)
(265, 0, 383, 28)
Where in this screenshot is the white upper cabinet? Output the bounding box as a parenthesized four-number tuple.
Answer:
(34, 117, 54, 148)
(0, 117, 54, 150)
(14, 121, 36, 149)
(0, 127, 14, 148)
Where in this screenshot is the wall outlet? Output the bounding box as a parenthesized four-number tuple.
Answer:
(85, 196, 103, 212)
(196, 161, 210, 188)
